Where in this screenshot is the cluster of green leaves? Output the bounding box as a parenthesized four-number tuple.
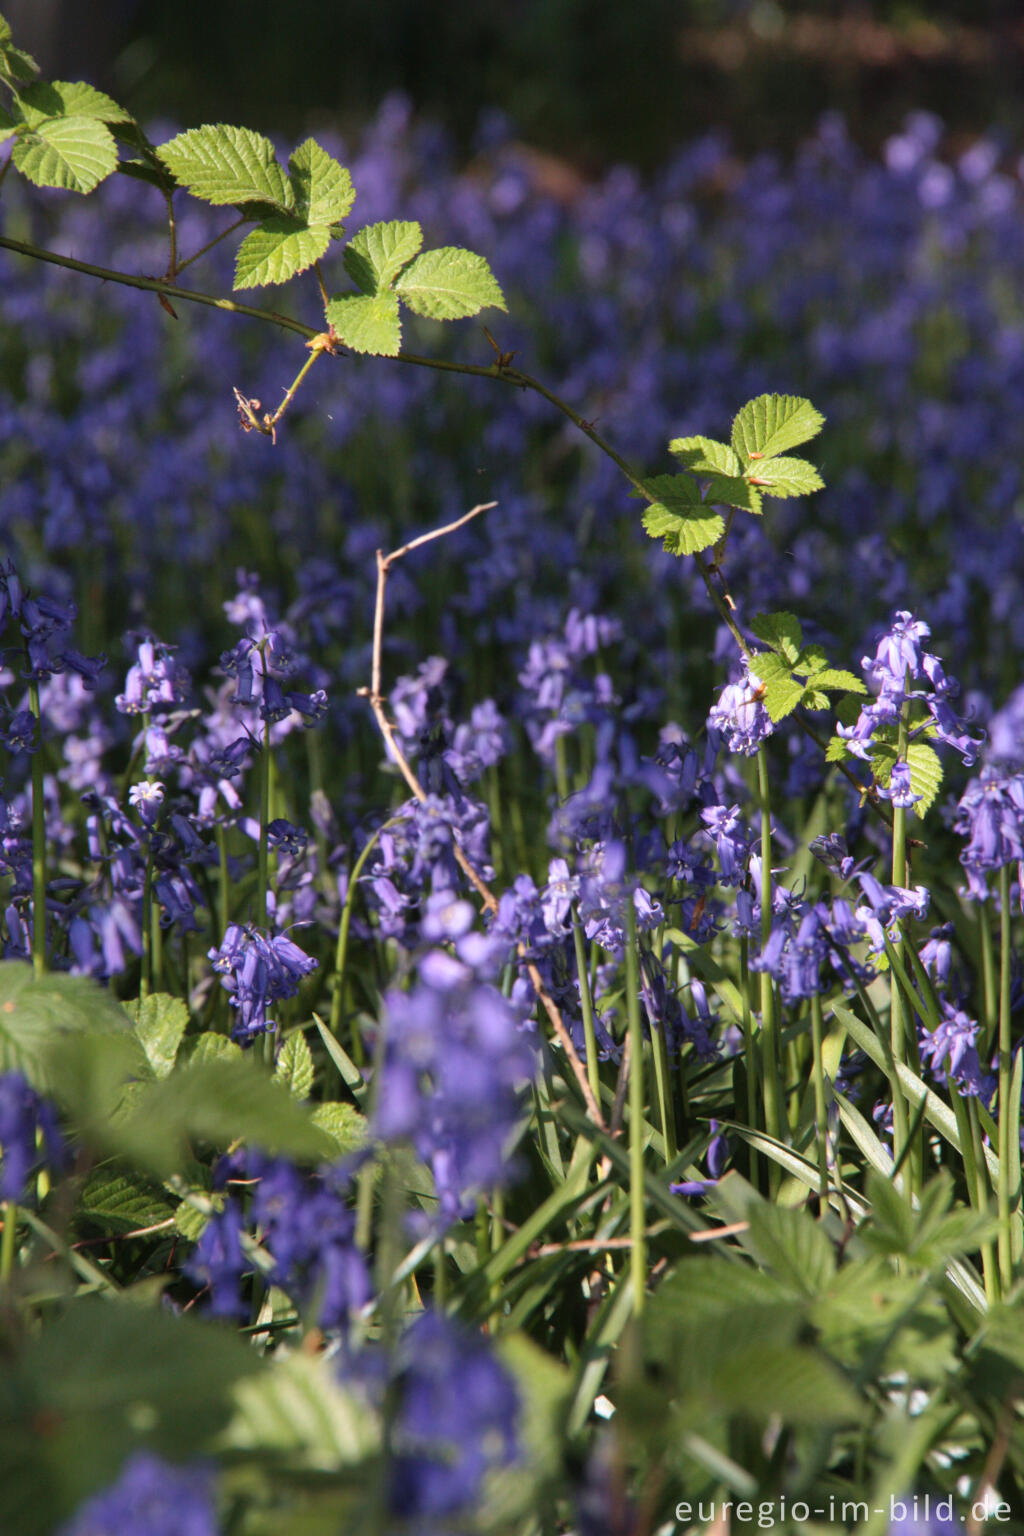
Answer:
(0, 9, 506, 359)
(641, 392, 825, 556)
(747, 609, 865, 722)
(826, 709, 945, 818)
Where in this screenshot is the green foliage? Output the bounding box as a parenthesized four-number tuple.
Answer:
(324, 291, 402, 355)
(640, 474, 724, 555)
(157, 124, 294, 211)
(730, 392, 826, 463)
(126, 992, 189, 1079)
(275, 1029, 315, 1099)
(343, 219, 423, 294)
(746, 609, 866, 724)
(0, 961, 134, 1088)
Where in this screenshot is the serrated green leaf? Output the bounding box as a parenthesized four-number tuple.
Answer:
(77, 1166, 175, 1235)
(343, 219, 423, 295)
(16, 80, 132, 128)
(288, 137, 354, 227)
(905, 739, 944, 819)
(0, 31, 38, 84)
(744, 454, 824, 498)
(274, 1030, 315, 1099)
(310, 1100, 366, 1154)
(744, 651, 789, 682)
(803, 689, 831, 711)
(157, 124, 293, 211)
(325, 291, 401, 355)
(641, 492, 724, 557)
(702, 474, 763, 514)
(0, 100, 16, 143)
(188, 1031, 244, 1065)
(711, 1341, 861, 1424)
(813, 668, 866, 693)
(12, 116, 117, 193)
(763, 676, 805, 722)
(0, 962, 133, 1088)
(233, 216, 331, 289)
(126, 992, 189, 1079)
(731, 393, 825, 463)
(112, 1055, 335, 1177)
(825, 734, 849, 764)
(394, 246, 506, 319)
(223, 1350, 378, 1465)
(668, 436, 741, 476)
(744, 1204, 836, 1297)
(750, 610, 803, 662)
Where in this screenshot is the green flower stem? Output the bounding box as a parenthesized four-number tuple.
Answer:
(28, 682, 46, 976)
(979, 901, 998, 1057)
(888, 702, 914, 1194)
(756, 746, 783, 1186)
(572, 907, 602, 1105)
(997, 862, 1016, 1291)
(810, 992, 830, 1211)
(739, 935, 759, 1191)
(329, 824, 386, 1064)
(625, 897, 646, 1317)
(0, 1200, 16, 1288)
(215, 822, 230, 941)
(951, 1086, 998, 1304)
(258, 713, 273, 1066)
(140, 851, 155, 1001)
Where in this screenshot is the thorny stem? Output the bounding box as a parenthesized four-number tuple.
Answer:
(359, 503, 607, 1131)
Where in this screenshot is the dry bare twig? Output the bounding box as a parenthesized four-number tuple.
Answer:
(358, 501, 607, 1130)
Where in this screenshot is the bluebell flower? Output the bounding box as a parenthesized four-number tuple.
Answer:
(56, 1452, 218, 1536)
(0, 1071, 66, 1201)
(389, 1311, 520, 1525)
(707, 660, 774, 757)
(954, 768, 1024, 900)
(208, 925, 318, 1045)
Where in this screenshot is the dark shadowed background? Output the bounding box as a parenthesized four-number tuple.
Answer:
(7, 0, 1024, 167)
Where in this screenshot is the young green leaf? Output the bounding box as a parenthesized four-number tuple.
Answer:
(157, 124, 294, 212)
(763, 676, 806, 723)
(731, 393, 825, 463)
(751, 611, 803, 662)
(287, 137, 354, 227)
(274, 1029, 315, 1099)
(325, 291, 402, 355)
(15, 80, 132, 128)
(0, 17, 38, 84)
(812, 668, 866, 693)
(126, 992, 189, 1080)
(233, 216, 331, 289)
(668, 436, 741, 477)
(904, 739, 944, 818)
(343, 220, 423, 296)
(640, 475, 724, 556)
(745, 454, 825, 498)
(12, 116, 118, 193)
(393, 246, 506, 319)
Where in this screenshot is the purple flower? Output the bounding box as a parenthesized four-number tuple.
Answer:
(954, 769, 1024, 899)
(56, 1452, 217, 1536)
(0, 1072, 65, 1201)
(389, 1311, 520, 1523)
(208, 925, 318, 1044)
(707, 660, 773, 756)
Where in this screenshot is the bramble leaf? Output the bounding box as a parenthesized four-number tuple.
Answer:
(274, 1030, 315, 1099)
(745, 651, 790, 683)
(157, 124, 293, 211)
(325, 291, 401, 355)
(288, 137, 354, 227)
(751, 611, 803, 663)
(12, 116, 118, 193)
(394, 246, 506, 319)
(78, 1167, 175, 1234)
(745, 454, 825, 498)
(702, 474, 763, 514)
(233, 216, 331, 289)
(311, 1100, 367, 1154)
(813, 668, 866, 693)
(668, 436, 741, 477)
(731, 393, 825, 464)
(16, 80, 132, 128)
(763, 676, 806, 722)
(126, 992, 189, 1080)
(905, 740, 944, 818)
(0, 17, 38, 84)
(0, 962, 133, 1088)
(641, 475, 723, 556)
(344, 220, 423, 296)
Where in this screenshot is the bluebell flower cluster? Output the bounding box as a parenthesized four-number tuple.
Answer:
(55, 1452, 218, 1536)
(0, 1070, 66, 1200)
